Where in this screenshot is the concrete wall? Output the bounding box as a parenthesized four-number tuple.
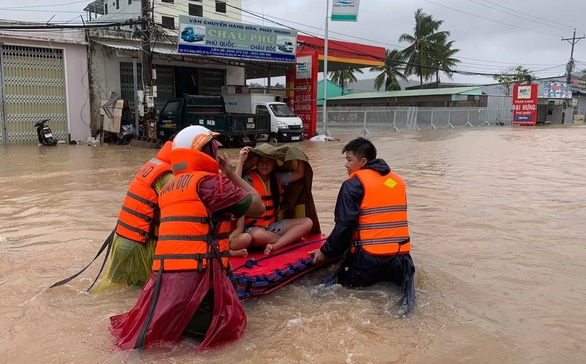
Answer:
(64, 42, 92, 141)
(88, 43, 124, 135)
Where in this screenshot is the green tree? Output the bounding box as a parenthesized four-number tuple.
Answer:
(399, 8, 450, 86)
(433, 39, 460, 86)
(329, 68, 364, 93)
(493, 66, 535, 95)
(370, 49, 408, 91)
(249, 82, 263, 88)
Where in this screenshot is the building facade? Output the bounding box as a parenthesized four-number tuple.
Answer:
(0, 25, 91, 145)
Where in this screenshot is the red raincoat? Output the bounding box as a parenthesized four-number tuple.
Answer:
(109, 257, 245, 350)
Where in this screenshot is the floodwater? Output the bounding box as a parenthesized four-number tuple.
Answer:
(1, 126, 585, 364)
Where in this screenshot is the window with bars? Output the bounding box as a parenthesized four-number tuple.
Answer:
(161, 16, 175, 29)
(188, 3, 203, 16)
(215, 0, 226, 13)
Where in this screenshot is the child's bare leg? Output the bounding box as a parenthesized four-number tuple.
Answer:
(249, 228, 279, 247)
(230, 233, 252, 257)
(265, 218, 313, 254)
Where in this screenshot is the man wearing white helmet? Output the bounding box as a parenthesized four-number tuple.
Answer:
(109, 125, 264, 351)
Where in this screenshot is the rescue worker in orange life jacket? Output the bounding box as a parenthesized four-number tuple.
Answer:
(109, 125, 264, 351)
(310, 137, 416, 316)
(93, 141, 174, 292)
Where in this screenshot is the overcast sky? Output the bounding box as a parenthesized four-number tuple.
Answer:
(1, 0, 585, 85)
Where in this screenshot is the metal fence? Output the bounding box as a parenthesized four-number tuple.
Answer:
(316, 105, 513, 135)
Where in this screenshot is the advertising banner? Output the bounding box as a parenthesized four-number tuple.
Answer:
(177, 16, 297, 62)
(291, 52, 318, 137)
(512, 84, 538, 126)
(331, 0, 360, 21)
(543, 82, 572, 99)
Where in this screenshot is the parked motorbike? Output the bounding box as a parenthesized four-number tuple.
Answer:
(34, 119, 57, 146)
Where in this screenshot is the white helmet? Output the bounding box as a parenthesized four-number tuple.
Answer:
(172, 125, 220, 151)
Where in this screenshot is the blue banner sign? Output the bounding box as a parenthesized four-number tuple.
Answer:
(178, 16, 297, 62)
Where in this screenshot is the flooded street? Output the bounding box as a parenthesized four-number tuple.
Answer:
(1, 126, 585, 363)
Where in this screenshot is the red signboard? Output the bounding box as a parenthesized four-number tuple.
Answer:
(512, 84, 538, 126)
(287, 51, 318, 138)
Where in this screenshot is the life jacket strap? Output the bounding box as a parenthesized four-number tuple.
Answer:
(127, 191, 157, 209)
(120, 205, 153, 224)
(154, 251, 230, 272)
(159, 216, 209, 223)
(117, 219, 150, 238)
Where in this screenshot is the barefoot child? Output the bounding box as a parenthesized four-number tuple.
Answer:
(235, 146, 313, 255)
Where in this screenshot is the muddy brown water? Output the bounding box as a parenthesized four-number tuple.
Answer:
(1, 127, 585, 363)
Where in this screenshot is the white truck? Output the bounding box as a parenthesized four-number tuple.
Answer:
(222, 94, 305, 142)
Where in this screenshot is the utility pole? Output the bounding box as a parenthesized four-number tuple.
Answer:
(561, 29, 585, 124)
(562, 29, 584, 85)
(140, 0, 153, 126)
(322, 0, 329, 136)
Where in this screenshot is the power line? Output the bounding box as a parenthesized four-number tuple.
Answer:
(0, 0, 91, 10)
(424, 0, 562, 38)
(0, 19, 141, 29)
(473, 0, 574, 32)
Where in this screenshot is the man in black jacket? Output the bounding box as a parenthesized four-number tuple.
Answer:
(310, 137, 416, 316)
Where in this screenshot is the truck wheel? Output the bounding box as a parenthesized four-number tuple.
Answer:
(269, 134, 279, 144)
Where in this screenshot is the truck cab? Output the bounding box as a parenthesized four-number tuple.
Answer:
(255, 102, 304, 142)
(277, 40, 294, 53)
(181, 26, 205, 42)
(222, 94, 304, 143)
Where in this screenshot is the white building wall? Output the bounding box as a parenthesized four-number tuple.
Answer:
(0, 28, 92, 142)
(89, 0, 243, 27)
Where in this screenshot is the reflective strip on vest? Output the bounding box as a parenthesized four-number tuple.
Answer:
(116, 220, 150, 238)
(120, 205, 152, 223)
(126, 191, 157, 209)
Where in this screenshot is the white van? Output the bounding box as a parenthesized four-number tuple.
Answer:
(223, 94, 304, 142)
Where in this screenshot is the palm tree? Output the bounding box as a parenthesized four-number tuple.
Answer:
(370, 49, 408, 91)
(399, 8, 450, 86)
(433, 39, 460, 86)
(329, 68, 364, 93)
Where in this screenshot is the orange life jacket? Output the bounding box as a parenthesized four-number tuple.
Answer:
(152, 149, 230, 272)
(245, 170, 284, 228)
(115, 157, 172, 243)
(350, 168, 411, 256)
